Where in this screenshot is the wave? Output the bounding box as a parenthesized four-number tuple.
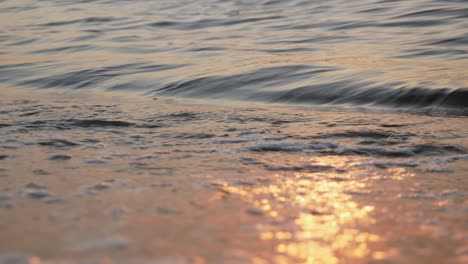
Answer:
(270, 85, 468, 113)
(2, 62, 466, 115)
(148, 66, 467, 115)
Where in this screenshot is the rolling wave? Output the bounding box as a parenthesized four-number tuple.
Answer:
(149, 66, 467, 114)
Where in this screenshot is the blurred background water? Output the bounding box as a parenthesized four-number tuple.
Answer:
(0, 0, 467, 114)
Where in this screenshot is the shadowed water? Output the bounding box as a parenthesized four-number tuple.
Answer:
(1, 0, 467, 114)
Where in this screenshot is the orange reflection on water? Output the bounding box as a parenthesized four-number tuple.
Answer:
(224, 156, 413, 263)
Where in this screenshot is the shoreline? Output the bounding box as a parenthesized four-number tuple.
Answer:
(0, 87, 467, 263)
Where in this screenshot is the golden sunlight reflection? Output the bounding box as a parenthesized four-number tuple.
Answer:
(223, 156, 414, 263)
(29, 257, 41, 264)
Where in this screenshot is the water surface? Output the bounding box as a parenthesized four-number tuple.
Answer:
(0, 87, 467, 263)
(1, 0, 467, 114)
(0, 2, 468, 262)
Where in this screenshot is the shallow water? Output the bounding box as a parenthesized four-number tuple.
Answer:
(0, 88, 467, 263)
(1, 0, 467, 114)
(1, 1, 468, 263)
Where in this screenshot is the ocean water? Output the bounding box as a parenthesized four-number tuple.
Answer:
(0, 1, 468, 263)
(0, 87, 467, 263)
(0, 0, 467, 115)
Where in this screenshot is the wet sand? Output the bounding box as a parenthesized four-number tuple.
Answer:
(0, 87, 467, 263)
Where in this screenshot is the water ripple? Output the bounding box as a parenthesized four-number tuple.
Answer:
(0, 0, 466, 115)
